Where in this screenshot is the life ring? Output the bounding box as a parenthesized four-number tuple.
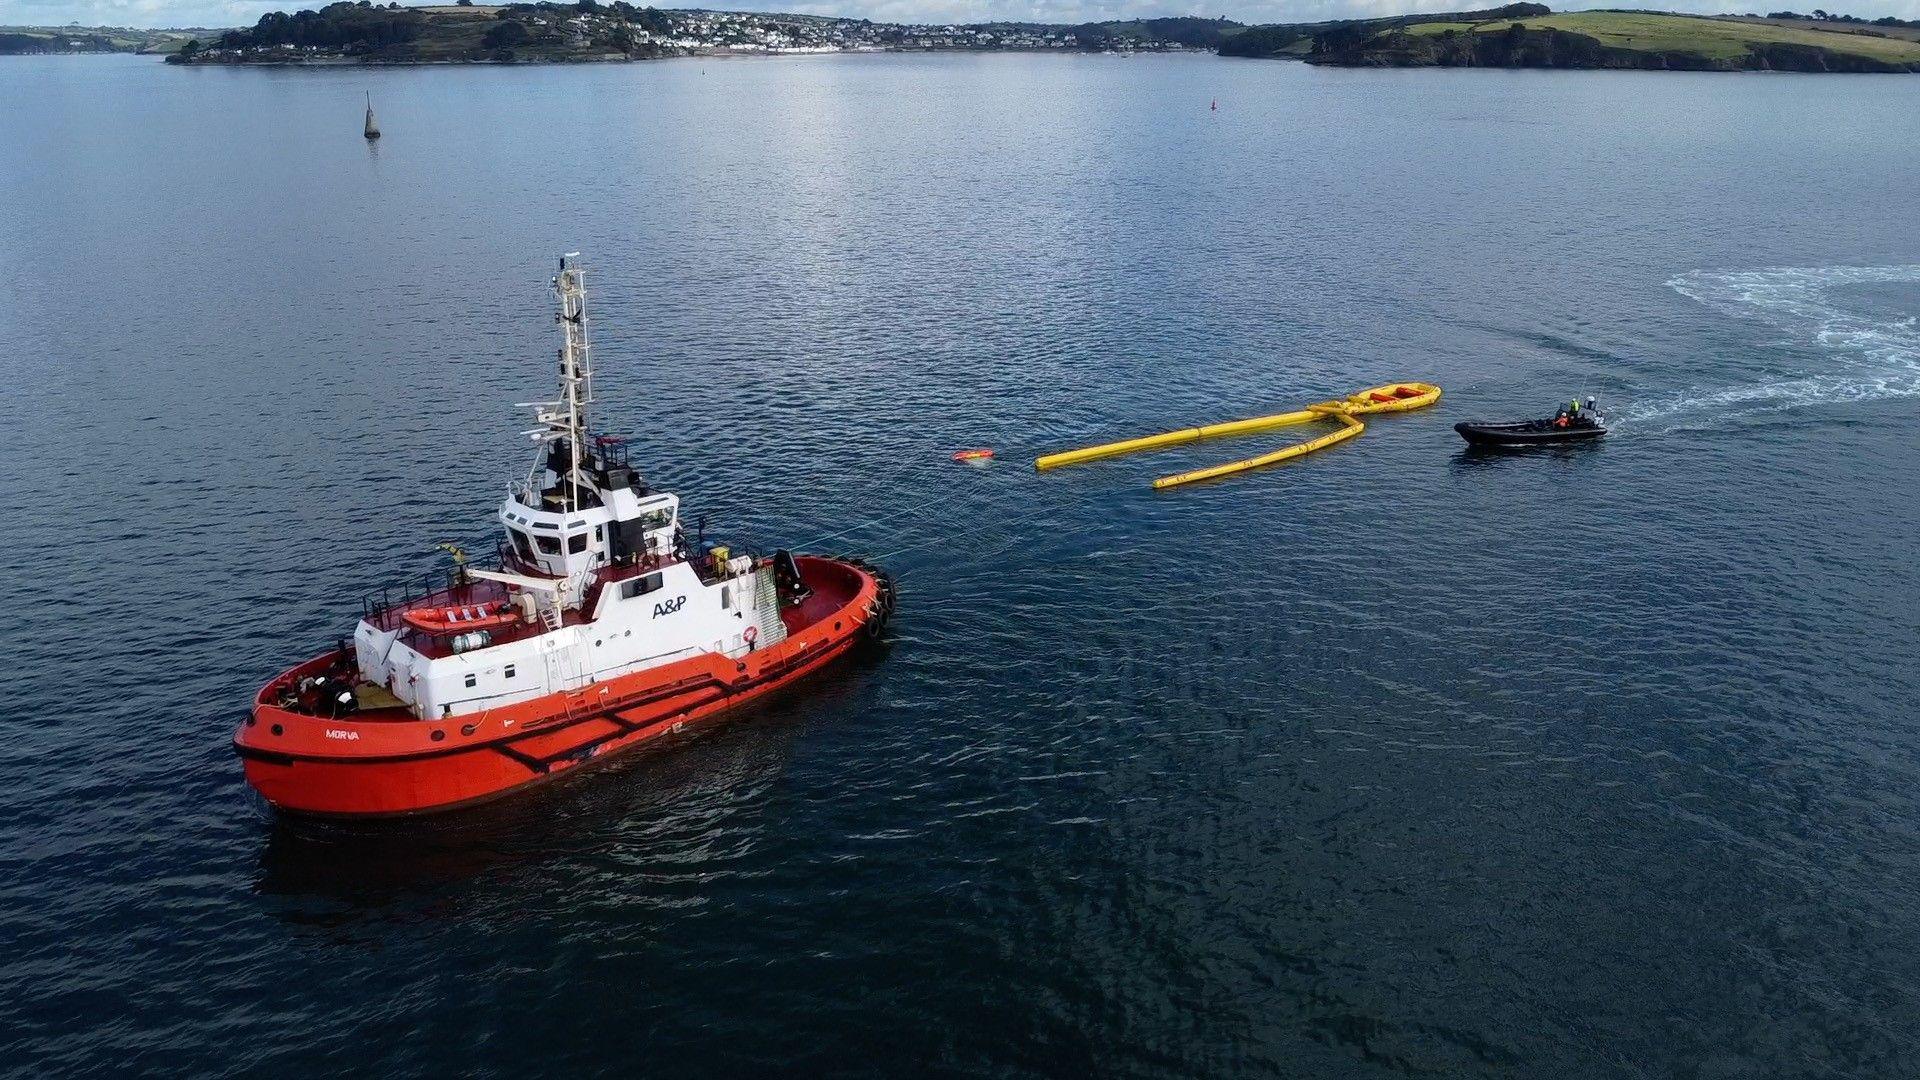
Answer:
(743, 625, 759, 646)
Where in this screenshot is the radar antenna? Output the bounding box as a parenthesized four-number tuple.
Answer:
(523, 253, 595, 513)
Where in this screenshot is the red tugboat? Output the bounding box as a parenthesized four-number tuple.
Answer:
(237, 256, 893, 817)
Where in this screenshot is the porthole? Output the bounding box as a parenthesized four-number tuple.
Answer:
(504, 664, 516, 679)
(464, 674, 477, 688)
(461, 723, 477, 736)
(430, 729, 445, 742)
(270, 723, 283, 736)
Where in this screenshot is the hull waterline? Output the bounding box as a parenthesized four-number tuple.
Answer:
(238, 556, 890, 818)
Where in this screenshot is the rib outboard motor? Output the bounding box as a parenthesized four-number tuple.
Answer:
(773, 549, 811, 606)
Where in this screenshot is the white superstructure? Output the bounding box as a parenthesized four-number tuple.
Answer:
(348, 256, 792, 721)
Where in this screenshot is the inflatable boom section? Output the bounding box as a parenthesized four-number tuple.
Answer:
(1034, 383, 1441, 489)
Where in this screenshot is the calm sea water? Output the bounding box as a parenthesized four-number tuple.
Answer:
(3, 51, 1919, 1077)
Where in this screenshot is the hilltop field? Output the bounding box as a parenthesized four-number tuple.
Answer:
(1220, 4, 1920, 71)
(0, 25, 215, 53)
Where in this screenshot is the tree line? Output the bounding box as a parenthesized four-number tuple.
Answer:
(1763, 9, 1918, 26)
(205, 1, 426, 51)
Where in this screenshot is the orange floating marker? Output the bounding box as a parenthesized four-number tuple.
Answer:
(952, 449, 995, 462)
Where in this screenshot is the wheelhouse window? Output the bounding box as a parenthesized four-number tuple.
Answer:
(535, 534, 560, 555)
(509, 529, 535, 561)
(567, 532, 589, 555)
(621, 573, 663, 600)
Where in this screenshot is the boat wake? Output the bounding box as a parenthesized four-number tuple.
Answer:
(1623, 264, 1920, 428)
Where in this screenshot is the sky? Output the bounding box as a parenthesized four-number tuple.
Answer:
(2, 0, 1916, 34)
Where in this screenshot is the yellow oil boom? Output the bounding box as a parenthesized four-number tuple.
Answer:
(1034, 383, 1441, 489)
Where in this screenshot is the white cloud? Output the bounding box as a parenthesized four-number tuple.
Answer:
(3, 0, 1915, 36)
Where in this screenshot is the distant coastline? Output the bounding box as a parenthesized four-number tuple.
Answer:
(0, 25, 216, 55)
(15, 1, 1920, 73)
(161, 4, 1239, 66)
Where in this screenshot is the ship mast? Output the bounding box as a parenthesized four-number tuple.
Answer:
(525, 253, 595, 513)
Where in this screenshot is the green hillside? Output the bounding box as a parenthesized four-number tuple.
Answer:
(1223, 5, 1920, 71)
(1404, 10, 1920, 63)
(165, 3, 1243, 65)
(1, 25, 212, 53)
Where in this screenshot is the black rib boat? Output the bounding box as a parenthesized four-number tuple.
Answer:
(1455, 416, 1607, 447)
